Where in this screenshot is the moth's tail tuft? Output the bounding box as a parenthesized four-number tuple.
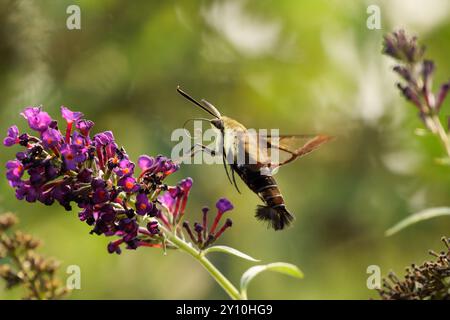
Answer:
(255, 205, 294, 231)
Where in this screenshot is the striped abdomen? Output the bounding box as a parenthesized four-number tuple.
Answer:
(232, 164, 294, 230)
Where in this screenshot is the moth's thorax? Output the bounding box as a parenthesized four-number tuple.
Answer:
(221, 116, 247, 132)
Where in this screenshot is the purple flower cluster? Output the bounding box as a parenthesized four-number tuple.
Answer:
(4, 106, 180, 253)
(383, 30, 450, 119)
(4, 106, 234, 254)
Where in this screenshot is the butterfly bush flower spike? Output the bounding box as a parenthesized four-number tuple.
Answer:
(3, 106, 233, 255)
(383, 30, 450, 158)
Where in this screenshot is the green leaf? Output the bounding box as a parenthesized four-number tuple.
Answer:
(202, 245, 260, 262)
(240, 262, 303, 299)
(385, 207, 450, 236)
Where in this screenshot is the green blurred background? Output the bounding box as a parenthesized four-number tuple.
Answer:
(1, 0, 450, 299)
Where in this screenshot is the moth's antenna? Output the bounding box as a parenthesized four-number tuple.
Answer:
(177, 86, 220, 119)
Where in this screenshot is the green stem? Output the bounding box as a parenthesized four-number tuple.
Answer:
(431, 115, 450, 159)
(424, 114, 450, 159)
(166, 232, 242, 300)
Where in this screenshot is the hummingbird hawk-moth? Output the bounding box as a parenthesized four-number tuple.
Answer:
(177, 86, 332, 230)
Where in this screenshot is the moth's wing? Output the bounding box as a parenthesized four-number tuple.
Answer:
(240, 133, 306, 167)
(262, 134, 333, 167)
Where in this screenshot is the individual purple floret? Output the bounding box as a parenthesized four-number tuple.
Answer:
(3, 126, 19, 147)
(41, 127, 63, 149)
(136, 193, 153, 216)
(61, 144, 86, 170)
(61, 106, 83, 124)
(21, 107, 52, 132)
(6, 160, 24, 184)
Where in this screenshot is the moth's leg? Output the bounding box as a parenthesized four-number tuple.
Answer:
(221, 144, 234, 186)
(230, 166, 241, 194)
(174, 143, 219, 164)
(184, 143, 218, 158)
